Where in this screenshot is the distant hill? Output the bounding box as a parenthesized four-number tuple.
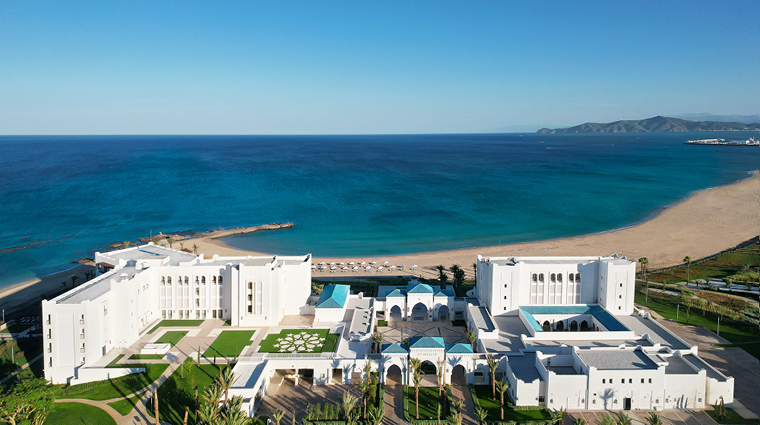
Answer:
(673, 113, 760, 124)
(537, 116, 760, 134)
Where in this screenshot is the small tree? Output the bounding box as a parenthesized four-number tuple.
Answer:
(597, 414, 615, 425)
(0, 379, 59, 425)
(216, 367, 237, 408)
(167, 236, 174, 249)
(496, 379, 509, 420)
(193, 244, 199, 255)
(371, 333, 384, 353)
(465, 330, 477, 351)
(683, 256, 692, 284)
(486, 354, 498, 400)
(639, 257, 649, 301)
(413, 371, 422, 419)
(646, 412, 663, 425)
(573, 417, 588, 425)
(368, 404, 384, 425)
(475, 406, 488, 425)
(341, 392, 358, 425)
(615, 412, 631, 425)
(553, 408, 567, 425)
(437, 359, 446, 396)
(123, 241, 130, 249)
(272, 410, 285, 425)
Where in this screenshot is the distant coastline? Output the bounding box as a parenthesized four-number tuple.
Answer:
(538, 115, 760, 133)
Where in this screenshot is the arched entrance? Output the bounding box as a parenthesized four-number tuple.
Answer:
(386, 364, 402, 385)
(555, 321, 565, 331)
(451, 364, 467, 385)
(437, 305, 450, 321)
(570, 321, 578, 331)
(542, 320, 551, 332)
(420, 360, 438, 386)
(580, 320, 589, 331)
(390, 305, 402, 321)
(411, 303, 428, 321)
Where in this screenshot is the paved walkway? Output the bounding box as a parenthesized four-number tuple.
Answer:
(0, 353, 41, 384)
(384, 384, 405, 425)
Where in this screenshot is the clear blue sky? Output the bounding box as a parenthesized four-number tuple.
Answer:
(1, 1, 758, 134)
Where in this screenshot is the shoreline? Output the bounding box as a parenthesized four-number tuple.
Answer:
(1, 170, 757, 305)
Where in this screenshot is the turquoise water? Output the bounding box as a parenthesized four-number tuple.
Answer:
(0, 132, 757, 288)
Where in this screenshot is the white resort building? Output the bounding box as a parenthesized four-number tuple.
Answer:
(42, 245, 734, 416)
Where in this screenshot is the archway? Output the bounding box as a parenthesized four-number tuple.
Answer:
(437, 305, 450, 321)
(387, 364, 402, 385)
(390, 305, 402, 321)
(555, 321, 565, 331)
(542, 320, 551, 332)
(570, 321, 578, 331)
(411, 303, 428, 321)
(451, 364, 467, 386)
(420, 360, 437, 375)
(580, 320, 589, 331)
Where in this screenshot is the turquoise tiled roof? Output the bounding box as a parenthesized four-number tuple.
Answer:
(316, 284, 350, 309)
(407, 283, 434, 294)
(409, 337, 445, 349)
(386, 288, 407, 298)
(382, 343, 409, 354)
(445, 343, 473, 354)
(520, 305, 628, 332)
(434, 289, 455, 297)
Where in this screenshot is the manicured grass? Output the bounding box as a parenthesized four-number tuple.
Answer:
(203, 330, 255, 357)
(0, 338, 43, 380)
(107, 354, 125, 368)
(149, 363, 226, 425)
(377, 320, 389, 327)
(405, 386, 445, 421)
(43, 402, 116, 425)
(156, 330, 188, 347)
(149, 319, 204, 334)
(706, 407, 760, 424)
(130, 354, 165, 360)
(257, 329, 338, 354)
(108, 394, 143, 416)
(647, 243, 760, 285)
(63, 364, 169, 400)
(635, 293, 759, 359)
(471, 385, 552, 422)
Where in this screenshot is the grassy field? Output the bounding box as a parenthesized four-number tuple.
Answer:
(203, 330, 255, 357)
(63, 363, 170, 400)
(706, 407, 760, 424)
(43, 402, 116, 425)
(646, 243, 759, 285)
(0, 338, 43, 380)
(258, 329, 338, 353)
(156, 330, 188, 347)
(405, 386, 445, 420)
(130, 354, 165, 360)
(107, 394, 143, 415)
(149, 320, 204, 333)
(149, 363, 226, 425)
(635, 294, 759, 359)
(471, 385, 551, 422)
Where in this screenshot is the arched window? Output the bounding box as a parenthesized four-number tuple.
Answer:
(218, 276, 223, 284)
(161, 277, 165, 285)
(195, 277, 199, 284)
(201, 276, 206, 284)
(538, 273, 544, 282)
(167, 277, 172, 284)
(569, 274, 574, 283)
(532, 273, 538, 282)
(184, 276, 189, 284)
(550, 273, 556, 283)
(575, 273, 581, 282)
(557, 274, 563, 283)
(212, 276, 216, 284)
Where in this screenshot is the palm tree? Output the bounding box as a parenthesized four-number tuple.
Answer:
(465, 330, 477, 351)
(450, 264, 462, 291)
(153, 390, 159, 425)
(180, 242, 185, 251)
(638, 257, 649, 302)
(437, 359, 446, 396)
(70, 274, 80, 287)
(61, 281, 67, 290)
(572, 417, 588, 425)
(272, 410, 285, 425)
(448, 411, 462, 425)
(413, 371, 423, 419)
(371, 333, 384, 353)
(475, 406, 488, 425)
(615, 412, 632, 425)
(435, 264, 446, 280)
(552, 408, 567, 425)
(646, 412, 663, 425)
(167, 236, 174, 249)
(597, 414, 615, 425)
(472, 262, 477, 282)
(496, 379, 509, 420)
(123, 241, 130, 249)
(360, 376, 372, 419)
(486, 354, 498, 400)
(341, 392, 358, 425)
(683, 256, 692, 284)
(216, 367, 237, 407)
(409, 358, 422, 376)
(193, 244, 199, 255)
(368, 404, 384, 425)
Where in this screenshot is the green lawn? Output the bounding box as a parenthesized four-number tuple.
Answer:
(377, 320, 389, 327)
(130, 354, 165, 360)
(156, 330, 188, 347)
(406, 386, 446, 421)
(149, 319, 204, 334)
(149, 363, 226, 425)
(0, 338, 43, 380)
(635, 293, 759, 359)
(471, 385, 551, 422)
(63, 364, 169, 400)
(646, 243, 759, 285)
(257, 329, 338, 353)
(203, 330, 255, 358)
(106, 354, 125, 368)
(107, 394, 143, 416)
(44, 402, 116, 425)
(706, 407, 760, 424)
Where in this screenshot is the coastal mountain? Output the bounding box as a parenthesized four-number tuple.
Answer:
(537, 116, 760, 133)
(673, 113, 760, 124)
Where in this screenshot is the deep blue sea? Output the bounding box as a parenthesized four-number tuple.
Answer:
(0, 132, 757, 289)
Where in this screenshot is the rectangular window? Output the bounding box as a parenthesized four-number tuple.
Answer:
(629, 379, 632, 383)
(648, 378, 652, 383)
(254, 282, 263, 314)
(602, 379, 605, 384)
(641, 378, 645, 383)
(621, 379, 625, 384)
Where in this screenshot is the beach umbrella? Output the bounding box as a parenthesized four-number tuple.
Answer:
(383, 261, 389, 264)
(338, 262, 344, 265)
(330, 262, 336, 265)
(365, 266, 371, 271)
(318, 262, 325, 265)
(360, 261, 366, 265)
(330, 266, 337, 270)
(348, 262, 355, 265)
(377, 266, 384, 271)
(370, 261, 377, 265)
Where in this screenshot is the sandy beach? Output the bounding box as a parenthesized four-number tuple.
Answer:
(185, 170, 760, 280)
(1, 170, 756, 310)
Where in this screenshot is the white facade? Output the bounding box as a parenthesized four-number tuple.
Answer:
(42, 243, 311, 384)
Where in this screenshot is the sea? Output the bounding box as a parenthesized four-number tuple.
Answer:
(0, 132, 757, 289)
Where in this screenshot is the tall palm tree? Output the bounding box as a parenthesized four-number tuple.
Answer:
(167, 236, 174, 249)
(409, 358, 422, 376)
(475, 406, 488, 425)
(341, 392, 358, 425)
(216, 367, 237, 408)
(435, 265, 446, 280)
(371, 332, 384, 353)
(413, 371, 423, 419)
(193, 244, 199, 255)
(272, 410, 285, 425)
(450, 264, 462, 290)
(472, 263, 477, 282)
(638, 257, 649, 302)
(70, 274, 80, 287)
(437, 359, 446, 396)
(465, 330, 477, 351)
(154, 390, 160, 425)
(360, 376, 372, 419)
(496, 379, 509, 420)
(486, 354, 498, 400)
(683, 256, 692, 284)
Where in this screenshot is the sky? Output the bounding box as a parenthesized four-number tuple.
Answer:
(1, 1, 759, 135)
